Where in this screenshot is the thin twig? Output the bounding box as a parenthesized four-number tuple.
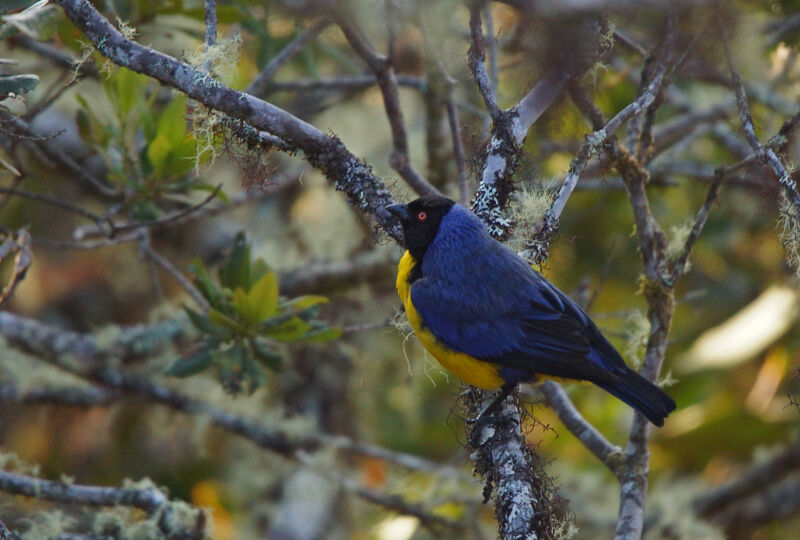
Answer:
(468, 1, 501, 120)
(73, 185, 221, 240)
(0, 229, 32, 306)
(0, 185, 109, 230)
(264, 74, 426, 93)
(722, 26, 800, 218)
(203, 0, 217, 73)
(666, 168, 725, 285)
(138, 232, 209, 310)
(332, 8, 439, 197)
(246, 18, 331, 97)
(3, 115, 118, 198)
(446, 91, 469, 205)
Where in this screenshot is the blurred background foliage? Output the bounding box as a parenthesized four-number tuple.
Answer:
(0, 0, 799, 539)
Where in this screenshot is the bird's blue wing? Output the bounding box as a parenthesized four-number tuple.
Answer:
(410, 243, 604, 380)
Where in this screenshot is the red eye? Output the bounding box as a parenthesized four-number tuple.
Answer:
(417, 211, 427, 221)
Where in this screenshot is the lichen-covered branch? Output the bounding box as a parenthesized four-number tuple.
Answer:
(0, 470, 206, 539)
(467, 389, 568, 540)
(51, 0, 402, 242)
(0, 311, 469, 494)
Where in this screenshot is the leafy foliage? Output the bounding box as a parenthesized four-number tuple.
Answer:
(75, 68, 218, 221)
(168, 232, 341, 394)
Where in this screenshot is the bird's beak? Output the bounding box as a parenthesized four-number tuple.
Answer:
(385, 203, 409, 222)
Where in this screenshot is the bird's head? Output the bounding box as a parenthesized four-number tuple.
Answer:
(385, 195, 456, 260)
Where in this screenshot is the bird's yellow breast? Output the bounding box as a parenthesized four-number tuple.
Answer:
(396, 251, 505, 390)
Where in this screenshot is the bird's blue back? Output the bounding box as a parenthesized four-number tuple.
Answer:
(410, 204, 627, 383)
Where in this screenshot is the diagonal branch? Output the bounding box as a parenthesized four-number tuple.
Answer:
(666, 168, 724, 285)
(0, 311, 468, 478)
(468, 1, 501, 121)
(540, 381, 624, 474)
(51, 0, 402, 242)
(722, 28, 800, 222)
(246, 18, 331, 98)
(695, 441, 800, 518)
(519, 66, 668, 264)
(332, 8, 439, 197)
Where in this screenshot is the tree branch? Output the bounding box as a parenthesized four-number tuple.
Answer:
(332, 8, 439, 197)
(0, 311, 468, 477)
(0, 470, 206, 539)
(695, 441, 800, 517)
(540, 381, 624, 474)
(51, 0, 402, 242)
(723, 26, 800, 219)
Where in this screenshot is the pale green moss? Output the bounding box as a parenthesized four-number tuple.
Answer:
(665, 219, 694, 269)
(21, 510, 76, 540)
(778, 193, 800, 278)
(507, 187, 556, 252)
(624, 310, 650, 369)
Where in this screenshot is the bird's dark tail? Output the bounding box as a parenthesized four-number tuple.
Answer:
(597, 368, 676, 427)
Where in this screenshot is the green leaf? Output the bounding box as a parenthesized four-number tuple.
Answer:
(167, 346, 212, 377)
(183, 305, 217, 334)
(263, 316, 312, 342)
(105, 67, 147, 120)
(300, 326, 342, 342)
(0, 74, 38, 96)
(208, 307, 241, 330)
(247, 271, 279, 321)
(282, 295, 329, 311)
(146, 133, 172, 171)
(250, 338, 283, 371)
(1, 1, 62, 41)
(218, 232, 250, 289)
(157, 94, 187, 147)
(189, 258, 222, 308)
(231, 286, 253, 323)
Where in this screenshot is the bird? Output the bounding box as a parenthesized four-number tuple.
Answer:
(385, 194, 676, 426)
